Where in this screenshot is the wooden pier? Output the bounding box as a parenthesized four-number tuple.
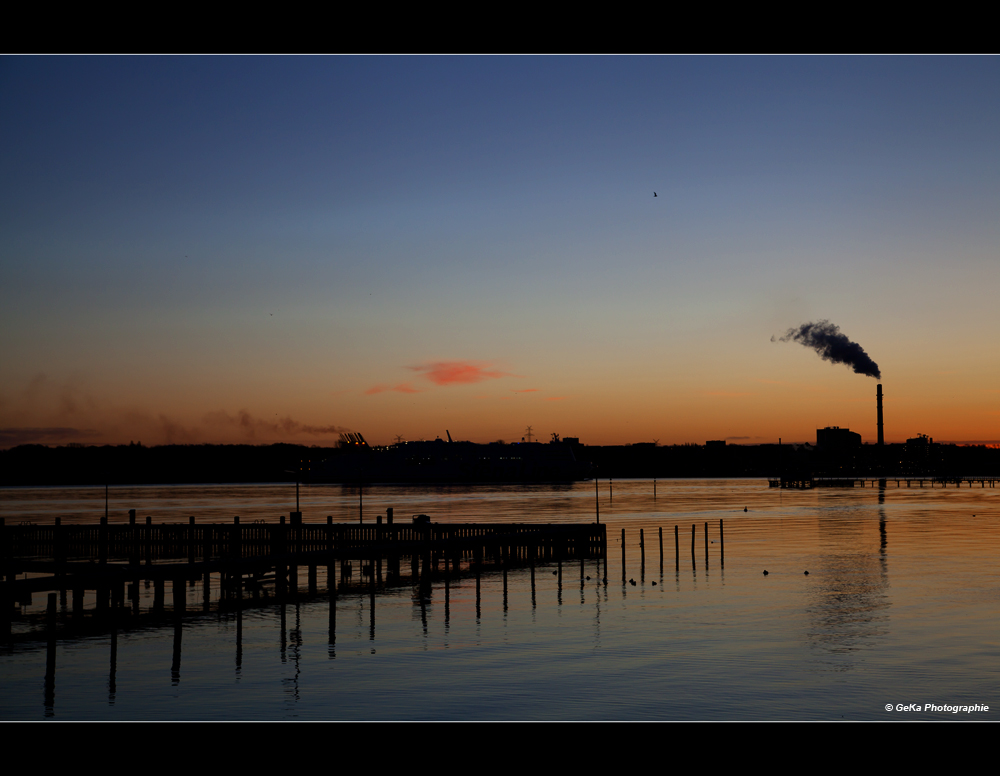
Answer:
(768, 475, 998, 489)
(1, 516, 606, 642)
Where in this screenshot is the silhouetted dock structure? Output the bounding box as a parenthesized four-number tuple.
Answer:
(769, 475, 998, 489)
(1, 514, 606, 642)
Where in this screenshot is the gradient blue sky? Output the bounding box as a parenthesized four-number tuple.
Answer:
(2, 56, 998, 447)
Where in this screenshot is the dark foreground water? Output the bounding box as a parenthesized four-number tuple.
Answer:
(2, 479, 999, 720)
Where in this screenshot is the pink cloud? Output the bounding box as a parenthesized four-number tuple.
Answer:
(365, 383, 421, 396)
(408, 361, 515, 386)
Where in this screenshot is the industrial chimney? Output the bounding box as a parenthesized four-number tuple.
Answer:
(876, 384, 884, 446)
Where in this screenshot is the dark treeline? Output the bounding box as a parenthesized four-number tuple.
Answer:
(1, 440, 998, 487)
(579, 441, 1000, 479)
(0, 443, 336, 487)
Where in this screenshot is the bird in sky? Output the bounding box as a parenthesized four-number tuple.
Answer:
(654, 192, 657, 197)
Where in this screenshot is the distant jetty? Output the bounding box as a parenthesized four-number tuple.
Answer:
(769, 475, 997, 489)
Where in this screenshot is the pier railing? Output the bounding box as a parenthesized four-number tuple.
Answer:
(2, 517, 607, 643)
(1, 519, 607, 566)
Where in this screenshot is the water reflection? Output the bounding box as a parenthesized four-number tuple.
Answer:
(4, 479, 999, 720)
(806, 494, 891, 671)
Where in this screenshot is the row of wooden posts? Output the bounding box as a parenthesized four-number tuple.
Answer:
(620, 520, 724, 577)
(24, 519, 725, 645)
(5, 517, 724, 639)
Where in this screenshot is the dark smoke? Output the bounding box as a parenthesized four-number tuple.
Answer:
(772, 320, 881, 379)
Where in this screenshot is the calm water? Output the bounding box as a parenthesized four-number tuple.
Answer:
(2, 479, 999, 720)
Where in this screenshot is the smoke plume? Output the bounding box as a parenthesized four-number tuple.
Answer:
(773, 320, 881, 379)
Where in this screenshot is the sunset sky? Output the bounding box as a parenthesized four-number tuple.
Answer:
(2, 56, 998, 448)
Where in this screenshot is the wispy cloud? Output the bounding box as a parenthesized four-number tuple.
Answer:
(409, 361, 516, 386)
(544, 396, 568, 402)
(0, 427, 102, 447)
(365, 383, 421, 396)
(203, 410, 351, 439)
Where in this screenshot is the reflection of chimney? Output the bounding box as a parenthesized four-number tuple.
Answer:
(877, 384, 884, 446)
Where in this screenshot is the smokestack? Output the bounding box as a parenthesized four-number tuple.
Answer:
(877, 384, 884, 446)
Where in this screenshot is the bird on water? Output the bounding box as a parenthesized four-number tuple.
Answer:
(763, 570, 769, 576)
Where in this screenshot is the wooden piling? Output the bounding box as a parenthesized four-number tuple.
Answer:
(621, 528, 626, 584)
(109, 598, 118, 699)
(172, 578, 185, 616)
(52, 516, 64, 571)
(203, 524, 212, 564)
(640, 528, 645, 566)
(720, 518, 724, 565)
(2, 574, 11, 640)
(45, 592, 57, 706)
(674, 525, 679, 570)
(659, 526, 663, 568)
(99, 516, 108, 565)
(328, 580, 337, 652)
(327, 516, 335, 596)
(704, 522, 708, 566)
(232, 515, 241, 562)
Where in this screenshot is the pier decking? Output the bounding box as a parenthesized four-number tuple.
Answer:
(1, 516, 607, 641)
